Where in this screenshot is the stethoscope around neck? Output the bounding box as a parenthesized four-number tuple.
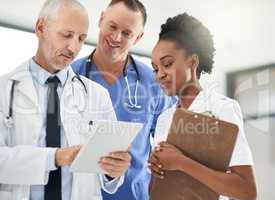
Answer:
(4, 72, 88, 129)
(85, 49, 142, 109)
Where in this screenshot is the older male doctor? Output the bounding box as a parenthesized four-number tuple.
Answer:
(0, 0, 131, 200)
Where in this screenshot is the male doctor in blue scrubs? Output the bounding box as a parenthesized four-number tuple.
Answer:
(72, 0, 175, 199)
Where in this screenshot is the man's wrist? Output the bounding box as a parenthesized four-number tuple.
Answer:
(46, 148, 58, 171)
(55, 148, 61, 167)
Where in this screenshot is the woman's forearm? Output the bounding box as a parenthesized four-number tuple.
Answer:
(177, 155, 257, 200)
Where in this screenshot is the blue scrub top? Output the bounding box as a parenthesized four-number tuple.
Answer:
(72, 56, 176, 200)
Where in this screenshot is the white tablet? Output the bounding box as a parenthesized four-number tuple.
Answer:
(70, 120, 143, 174)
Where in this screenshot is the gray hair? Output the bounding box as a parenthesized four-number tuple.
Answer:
(38, 0, 87, 22)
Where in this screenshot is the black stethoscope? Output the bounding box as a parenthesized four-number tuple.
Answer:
(4, 80, 16, 128)
(4, 71, 87, 129)
(85, 49, 142, 109)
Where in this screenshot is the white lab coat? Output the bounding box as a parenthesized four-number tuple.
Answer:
(0, 60, 122, 200)
(153, 86, 253, 200)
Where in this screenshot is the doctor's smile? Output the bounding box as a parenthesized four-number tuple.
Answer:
(106, 39, 121, 48)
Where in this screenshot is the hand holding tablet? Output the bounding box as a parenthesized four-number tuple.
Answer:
(70, 120, 143, 174)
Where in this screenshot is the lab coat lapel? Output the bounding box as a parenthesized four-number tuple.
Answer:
(61, 66, 82, 146)
(9, 60, 39, 108)
(61, 66, 76, 98)
(66, 66, 76, 84)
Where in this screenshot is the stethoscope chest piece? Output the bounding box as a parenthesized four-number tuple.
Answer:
(5, 79, 16, 128)
(4, 116, 14, 129)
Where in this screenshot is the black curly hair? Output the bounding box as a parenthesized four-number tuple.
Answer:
(159, 13, 215, 79)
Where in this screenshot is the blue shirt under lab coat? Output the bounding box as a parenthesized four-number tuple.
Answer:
(72, 56, 176, 200)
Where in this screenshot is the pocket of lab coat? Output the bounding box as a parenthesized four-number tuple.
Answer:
(0, 191, 12, 199)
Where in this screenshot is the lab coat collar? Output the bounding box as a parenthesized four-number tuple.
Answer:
(187, 87, 215, 113)
(174, 90, 205, 113)
(9, 59, 39, 107)
(66, 65, 77, 85)
(8, 59, 77, 108)
(188, 90, 205, 112)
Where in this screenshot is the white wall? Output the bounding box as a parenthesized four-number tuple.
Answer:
(230, 67, 275, 200)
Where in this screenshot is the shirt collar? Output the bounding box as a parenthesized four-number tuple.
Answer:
(175, 90, 204, 112)
(29, 58, 69, 87)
